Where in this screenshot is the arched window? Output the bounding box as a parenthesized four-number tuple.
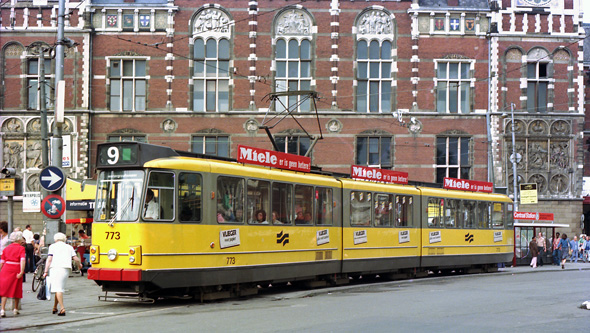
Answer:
(191, 7, 232, 112)
(273, 8, 314, 112)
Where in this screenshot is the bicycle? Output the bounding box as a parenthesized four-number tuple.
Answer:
(32, 248, 48, 292)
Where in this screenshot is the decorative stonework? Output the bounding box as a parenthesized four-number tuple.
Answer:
(2, 141, 24, 169)
(194, 8, 230, 34)
(26, 141, 43, 169)
(162, 119, 177, 133)
(244, 119, 259, 133)
(550, 120, 570, 135)
(528, 120, 548, 135)
(549, 174, 568, 194)
(357, 10, 392, 36)
(528, 174, 547, 193)
(2, 118, 24, 134)
(326, 119, 342, 133)
(506, 49, 522, 61)
(276, 9, 312, 36)
(26, 173, 40, 192)
(527, 141, 547, 169)
(408, 117, 422, 135)
(26, 118, 42, 135)
(4, 44, 24, 57)
(550, 141, 568, 170)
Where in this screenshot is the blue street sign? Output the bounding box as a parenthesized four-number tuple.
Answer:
(40, 166, 66, 192)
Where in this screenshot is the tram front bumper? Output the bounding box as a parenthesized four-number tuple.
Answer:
(88, 268, 142, 282)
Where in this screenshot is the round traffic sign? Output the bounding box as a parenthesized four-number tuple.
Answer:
(41, 194, 66, 219)
(40, 166, 66, 192)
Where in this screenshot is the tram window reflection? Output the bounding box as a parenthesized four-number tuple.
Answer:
(374, 194, 393, 227)
(427, 198, 443, 228)
(445, 199, 460, 228)
(476, 202, 490, 229)
(144, 171, 175, 221)
(271, 182, 292, 225)
(315, 187, 333, 225)
(350, 191, 371, 226)
(178, 173, 202, 223)
(492, 202, 504, 229)
(247, 179, 270, 224)
(295, 185, 313, 225)
(463, 200, 476, 229)
(216, 176, 245, 224)
(395, 195, 412, 227)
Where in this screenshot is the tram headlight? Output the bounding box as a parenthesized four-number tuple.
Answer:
(90, 246, 99, 264)
(129, 245, 142, 265)
(107, 249, 118, 261)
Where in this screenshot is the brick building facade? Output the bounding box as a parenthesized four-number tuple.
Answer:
(0, 0, 586, 236)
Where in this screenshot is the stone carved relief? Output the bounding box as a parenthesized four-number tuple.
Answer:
(51, 118, 73, 133)
(26, 173, 40, 192)
(2, 141, 24, 169)
(357, 10, 392, 35)
(549, 174, 568, 194)
(550, 120, 570, 136)
(276, 9, 312, 36)
(528, 48, 549, 61)
(550, 141, 568, 170)
(26, 118, 42, 135)
(528, 120, 548, 135)
(527, 141, 548, 170)
(506, 119, 525, 135)
(553, 50, 570, 62)
(418, 16, 429, 33)
(26, 141, 43, 169)
(1, 118, 24, 133)
(162, 119, 177, 133)
(194, 8, 230, 34)
(528, 174, 547, 194)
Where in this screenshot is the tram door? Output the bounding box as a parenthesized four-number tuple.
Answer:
(515, 227, 534, 266)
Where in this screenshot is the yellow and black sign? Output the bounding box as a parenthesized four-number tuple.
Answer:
(520, 183, 538, 204)
(0, 178, 15, 196)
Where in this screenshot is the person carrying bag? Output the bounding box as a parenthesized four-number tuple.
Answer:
(36, 279, 47, 301)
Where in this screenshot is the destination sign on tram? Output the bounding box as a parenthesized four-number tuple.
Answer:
(351, 165, 408, 185)
(237, 145, 311, 172)
(443, 177, 493, 193)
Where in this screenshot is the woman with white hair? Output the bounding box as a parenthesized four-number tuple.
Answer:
(42, 232, 82, 316)
(0, 231, 26, 317)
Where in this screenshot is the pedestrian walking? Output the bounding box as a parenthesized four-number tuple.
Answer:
(552, 232, 561, 265)
(529, 236, 539, 268)
(22, 225, 35, 273)
(558, 233, 570, 269)
(569, 236, 579, 263)
(535, 232, 546, 266)
(0, 231, 26, 317)
(42, 232, 82, 316)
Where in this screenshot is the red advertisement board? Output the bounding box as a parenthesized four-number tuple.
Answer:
(237, 145, 311, 172)
(443, 177, 493, 193)
(350, 165, 408, 185)
(513, 211, 554, 221)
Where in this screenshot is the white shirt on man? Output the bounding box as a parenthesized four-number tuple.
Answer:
(23, 228, 34, 244)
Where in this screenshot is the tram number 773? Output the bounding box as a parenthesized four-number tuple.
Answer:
(105, 231, 121, 240)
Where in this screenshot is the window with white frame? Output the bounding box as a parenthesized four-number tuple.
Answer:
(436, 136, 471, 183)
(436, 61, 471, 113)
(526, 62, 549, 113)
(355, 136, 392, 168)
(27, 58, 53, 110)
(109, 59, 147, 111)
(275, 135, 311, 156)
(275, 38, 312, 112)
(108, 135, 146, 142)
(356, 39, 392, 113)
(191, 135, 230, 157)
(192, 38, 230, 112)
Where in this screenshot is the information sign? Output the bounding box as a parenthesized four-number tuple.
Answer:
(519, 183, 538, 204)
(0, 178, 15, 196)
(40, 166, 66, 192)
(513, 211, 554, 221)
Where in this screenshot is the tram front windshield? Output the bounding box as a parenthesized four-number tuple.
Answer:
(95, 170, 144, 222)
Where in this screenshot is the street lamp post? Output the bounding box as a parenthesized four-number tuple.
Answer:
(509, 103, 519, 212)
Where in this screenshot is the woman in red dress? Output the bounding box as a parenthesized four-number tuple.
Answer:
(0, 231, 26, 317)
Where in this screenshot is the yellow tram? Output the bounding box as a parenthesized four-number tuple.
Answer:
(88, 142, 513, 301)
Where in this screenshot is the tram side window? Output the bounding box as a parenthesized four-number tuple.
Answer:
(428, 198, 444, 228)
(463, 200, 476, 229)
(395, 195, 412, 227)
(272, 182, 292, 225)
(476, 202, 490, 229)
(295, 185, 314, 225)
(178, 173, 202, 223)
(506, 203, 514, 228)
(350, 191, 371, 226)
(492, 202, 504, 229)
(445, 199, 460, 228)
(144, 171, 175, 221)
(374, 194, 393, 227)
(217, 176, 245, 223)
(247, 179, 270, 224)
(315, 187, 333, 225)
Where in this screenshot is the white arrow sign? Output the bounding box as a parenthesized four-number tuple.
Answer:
(41, 169, 62, 187)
